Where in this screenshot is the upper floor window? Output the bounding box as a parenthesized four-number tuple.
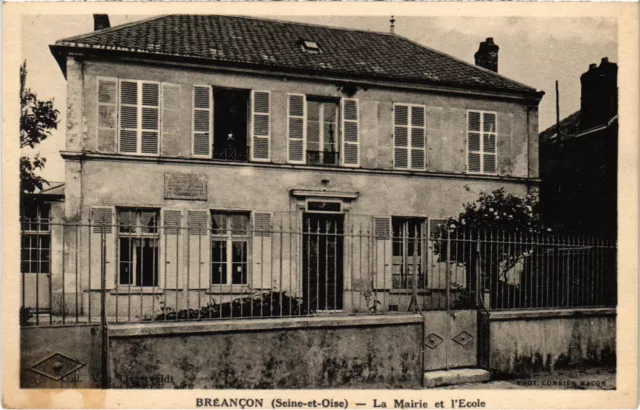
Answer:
(119, 80, 160, 155)
(394, 104, 426, 170)
(192, 86, 270, 162)
(307, 98, 339, 165)
(467, 110, 497, 174)
(287, 94, 359, 167)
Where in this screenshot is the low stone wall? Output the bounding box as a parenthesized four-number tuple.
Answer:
(108, 315, 423, 389)
(484, 308, 616, 377)
(21, 324, 104, 388)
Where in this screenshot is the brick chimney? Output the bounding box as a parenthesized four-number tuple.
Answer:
(93, 14, 110, 31)
(474, 37, 499, 73)
(579, 57, 618, 131)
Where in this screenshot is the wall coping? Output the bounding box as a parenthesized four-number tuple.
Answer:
(487, 307, 616, 321)
(109, 314, 423, 337)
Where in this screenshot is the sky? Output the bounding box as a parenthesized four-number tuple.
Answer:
(21, 14, 618, 183)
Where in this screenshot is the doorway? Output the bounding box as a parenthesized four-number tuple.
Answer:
(302, 213, 344, 311)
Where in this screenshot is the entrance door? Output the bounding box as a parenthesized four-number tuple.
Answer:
(423, 261, 479, 371)
(302, 213, 344, 311)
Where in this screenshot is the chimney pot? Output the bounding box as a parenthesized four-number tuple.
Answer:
(589, 63, 597, 70)
(601, 57, 609, 65)
(474, 37, 499, 73)
(93, 14, 110, 31)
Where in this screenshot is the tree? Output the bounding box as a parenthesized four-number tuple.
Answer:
(432, 188, 553, 308)
(20, 61, 60, 194)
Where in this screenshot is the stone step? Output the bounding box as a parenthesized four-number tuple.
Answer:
(423, 368, 490, 388)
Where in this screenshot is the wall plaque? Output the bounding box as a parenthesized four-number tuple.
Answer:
(164, 173, 207, 200)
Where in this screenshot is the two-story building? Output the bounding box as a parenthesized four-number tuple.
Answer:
(49, 15, 543, 319)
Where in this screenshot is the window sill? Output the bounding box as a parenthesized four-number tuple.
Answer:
(206, 286, 252, 294)
(111, 287, 164, 295)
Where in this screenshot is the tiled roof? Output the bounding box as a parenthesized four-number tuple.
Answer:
(54, 15, 539, 95)
(539, 111, 581, 143)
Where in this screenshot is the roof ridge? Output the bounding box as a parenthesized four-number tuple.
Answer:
(223, 14, 395, 37)
(57, 15, 169, 44)
(393, 33, 537, 93)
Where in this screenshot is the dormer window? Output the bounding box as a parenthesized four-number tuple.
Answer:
(300, 39, 321, 54)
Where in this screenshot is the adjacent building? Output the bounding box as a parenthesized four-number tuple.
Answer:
(539, 57, 618, 238)
(48, 15, 543, 318)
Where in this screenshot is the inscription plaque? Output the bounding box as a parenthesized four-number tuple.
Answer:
(164, 173, 207, 200)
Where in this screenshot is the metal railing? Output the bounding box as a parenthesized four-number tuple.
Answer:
(306, 150, 339, 166)
(19, 216, 617, 326)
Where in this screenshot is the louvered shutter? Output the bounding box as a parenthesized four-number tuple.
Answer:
(287, 94, 305, 163)
(119, 81, 138, 153)
(342, 98, 359, 166)
(162, 83, 181, 156)
(483, 112, 497, 174)
(141, 82, 160, 154)
(162, 209, 183, 290)
(394, 104, 409, 169)
(251, 90, 270, 161)
(410, 106, 426, 170)
(374, 217, 392, 290)
(426, 106, 443, 171)
(252, 212, 272, 290)
(89, 207, 115, 290)
(467, 111, 482, 173)
(187, 210, 209, 290)
(193, 86, 212, 158)
(97, 77, 118, 152)
(497, 112, 513, 175)
(427, 219, 447, 290)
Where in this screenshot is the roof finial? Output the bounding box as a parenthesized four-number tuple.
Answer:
(390, 16, 396, 34)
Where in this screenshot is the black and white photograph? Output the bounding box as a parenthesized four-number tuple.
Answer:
(4, 2, 638, 408)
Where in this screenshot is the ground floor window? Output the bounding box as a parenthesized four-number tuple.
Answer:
(392, 217, 425, 289)
(118, 208, 160, 287)
(21, 202, 51, 274)
(211, 212, 250, 285)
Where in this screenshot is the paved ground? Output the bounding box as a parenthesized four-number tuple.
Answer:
(440, 367, 616, 390)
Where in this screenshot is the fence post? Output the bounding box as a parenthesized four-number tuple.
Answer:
(100, 225, 109, 388)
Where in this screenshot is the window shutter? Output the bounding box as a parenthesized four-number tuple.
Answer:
(187, 210, 209, 290)
(410, 106, 426, 170)
(89, 207, 115, 290)
(287, 94, 305, 163)
(252, 212, 272, 290)
(483, 112, 497, 174)
(140, 83, 160, 154)
(251, 90, 270, 161)
(426, 106, 443, 171)
(97, 77, 118, 152)
(394, 104, 409, 169)
(497, 112, 513, 175)
(467, 111, 482, 173)
(119, 81, 138, 153)
(373, 217, 392, 290)
(193, 86, 212, 158)
(162, 83, 181, 156)
(342, 98, 359, 166)
(162, 209, 183, 290)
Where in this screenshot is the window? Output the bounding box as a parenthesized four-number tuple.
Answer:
(211, 212, 250, 286)
(21, 202, 51, 274)
(307, 98, 339, 165)
(394, 104, 426, 170)
(192, 87, 270, 162)
(118, 208, 160, 287)
(119, 80, 160, 155)
(300, 39, 321, 54)
(392, 217, 425, 289)
(287, 94, 359, 166)
(467, 111, 497, 174)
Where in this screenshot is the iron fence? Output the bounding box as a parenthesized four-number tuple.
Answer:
(20, 215, 617, 326)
